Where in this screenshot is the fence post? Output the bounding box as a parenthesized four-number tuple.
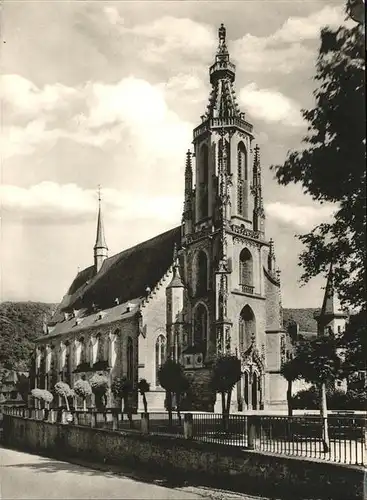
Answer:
(247, 415, 256, 450)
(184, 413, 193, 440)
(90, 410, 96, 428)
(112, 411, 118, 431)
(141, 413, 149, 434)
(49, 409, 56, 424)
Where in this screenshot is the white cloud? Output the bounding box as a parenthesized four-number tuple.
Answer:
(0, 182, 182, 225)
(231, 5, 345, 74)
(272, 5, 345, 44)
(239, 83, 304, 127)
(103, 6, 123, 26)
(266, 201, 336, 229)
(1, 75, 192, 163)
(103, 15, 216, 64)
(1, 74, 77, 117)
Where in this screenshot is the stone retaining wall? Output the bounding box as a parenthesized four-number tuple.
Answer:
(3, 415, 365, 500)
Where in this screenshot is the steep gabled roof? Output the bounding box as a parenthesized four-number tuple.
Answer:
(51, 226, 181, 324)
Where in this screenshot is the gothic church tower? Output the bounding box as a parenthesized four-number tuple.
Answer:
(179, 25, 285, 411)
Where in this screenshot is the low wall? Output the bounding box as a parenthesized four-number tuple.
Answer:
(3, 415, 365, 500)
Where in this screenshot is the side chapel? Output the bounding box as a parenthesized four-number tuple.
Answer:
(33, 25, 288, 412)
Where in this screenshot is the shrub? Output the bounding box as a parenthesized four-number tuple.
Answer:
(73, 379, 92, 411)
(31, 388, 54, 406)
(54, 381, 73, 411)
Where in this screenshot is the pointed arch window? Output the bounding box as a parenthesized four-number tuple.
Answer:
(127, 337, 134, 383)
(237, 142, 248, 218)
(196, 251, 208, 296)
(155, 334, 166, 387)
(79, 337, 87, 364)
(239, 248, 253, 293)
(97, 334, 105, 362)
(239, 306, 255, 353)
(194, 304, 208, 358)
(198, 144, 209, 220)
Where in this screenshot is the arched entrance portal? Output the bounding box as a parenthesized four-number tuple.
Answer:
(252, 372, 259, 410)
(241, 369, 261, 410)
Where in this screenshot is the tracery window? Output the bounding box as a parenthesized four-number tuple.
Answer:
(239, 248, 253, 288)
(198, 144, 209, 220)
(193, 304, 208, 357)
(237, 142, 248, 218)
(239, 305, 255, 353)
(155, 334, 166, 387)
(196, 251, 208, 296)
(127, 337, 134, 383)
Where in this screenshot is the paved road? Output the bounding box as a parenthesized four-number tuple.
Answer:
(0, 447, 269, 500)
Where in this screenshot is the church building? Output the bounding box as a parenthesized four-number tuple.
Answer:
(33, 24, 289, 412)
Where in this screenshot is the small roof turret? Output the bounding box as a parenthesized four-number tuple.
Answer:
(167, 243, 184, 288)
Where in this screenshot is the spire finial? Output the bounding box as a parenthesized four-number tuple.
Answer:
(219, 23, 226, 43)
(98, 184, 101, 202)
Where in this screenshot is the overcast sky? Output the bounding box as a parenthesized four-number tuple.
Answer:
(0, 0, 347, 307)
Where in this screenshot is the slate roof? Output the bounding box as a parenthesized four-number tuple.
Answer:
(51, 226, 181, 325)
(282, 308, 318, 334)
(39, 300, 141, 341)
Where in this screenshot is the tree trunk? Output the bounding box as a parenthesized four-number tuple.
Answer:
(83, 399, 87, 412)
(142, 392, 148, 413)
(225, 388, 232, 414)
(176, 392, 182, 425)
(123, 395, 133, 427)
(320, 382, 330, 453)
(221, 391, 228, 432)
(287, 379, 293, 417)
(166, 391, 173, 427)
(64, 395, 70, 412)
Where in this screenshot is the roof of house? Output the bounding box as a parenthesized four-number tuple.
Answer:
(51, 226, 181, 325)
(282, 308, 318, 334)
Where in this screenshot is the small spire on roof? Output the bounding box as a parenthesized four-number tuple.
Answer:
(94, 185, 108, 273)
(167, 243, 184, 289)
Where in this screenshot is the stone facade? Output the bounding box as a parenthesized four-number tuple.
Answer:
(33, 24, 288, 412)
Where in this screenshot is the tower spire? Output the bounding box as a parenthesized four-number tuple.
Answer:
(94, 185, 108, 273)
(205, 24, 241, 120)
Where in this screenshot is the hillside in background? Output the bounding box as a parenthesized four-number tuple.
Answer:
(0, 302, 57, 371)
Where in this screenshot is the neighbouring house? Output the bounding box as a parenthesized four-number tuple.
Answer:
(0, 370, 29, 404)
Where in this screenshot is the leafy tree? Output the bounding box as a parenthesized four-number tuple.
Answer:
(280, 356, 301, 416)
(0, 302, 56, 371)
(73, 379, 92, 411)
(111, 376, 134, 424)
(271, 4, 366, 311)
(90, 373, 109, 409)
(340, 310, 367, 376)
(293, 335, 341, 451)
(15, 374, 30, 403)
(54, 381, 74, 411)
(158, 359, 189, 425)
(292, 386, 319, 410)
(210, 355, 242, 428)
(137, 378, 150, 413)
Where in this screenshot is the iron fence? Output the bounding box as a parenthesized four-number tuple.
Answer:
(192, 412, 248, 447)
(3, 405, 365, 466)
(254, 415, 366, 465)
(148, 412, 185, 437)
